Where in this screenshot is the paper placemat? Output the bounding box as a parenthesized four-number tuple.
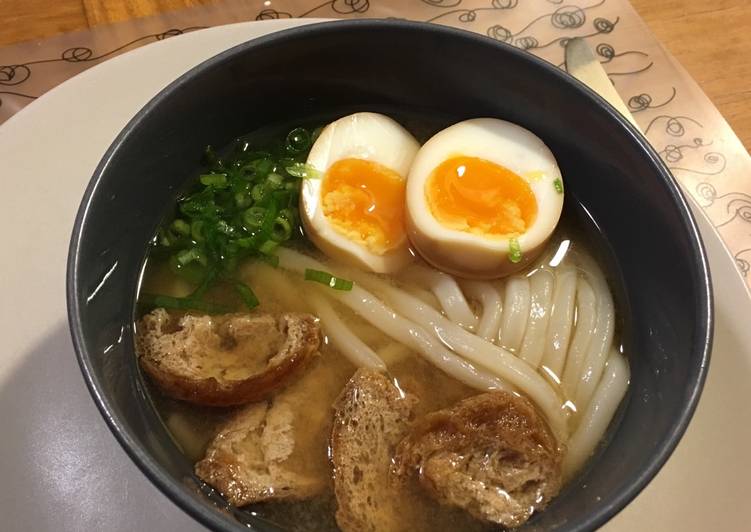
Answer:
(2, 0, 749, 288)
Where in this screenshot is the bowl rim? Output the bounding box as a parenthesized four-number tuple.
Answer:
(66, 18, 713, 532)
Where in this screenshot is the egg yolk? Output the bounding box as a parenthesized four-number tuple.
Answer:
(321, 158, 406, 254)
(426, 156, 538, 237)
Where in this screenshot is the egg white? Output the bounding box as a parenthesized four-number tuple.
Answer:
(406, 118, 564, 278)
(301, 112, 419, 273)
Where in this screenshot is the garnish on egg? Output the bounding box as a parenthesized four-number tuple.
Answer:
(508, 237, 523, 264)
(406, 118, 564, 279)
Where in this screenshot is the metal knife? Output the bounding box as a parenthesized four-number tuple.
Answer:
(564, 37, 642, 133)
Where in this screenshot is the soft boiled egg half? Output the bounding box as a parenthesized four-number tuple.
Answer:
(300, 112, 419, 273)
(406, 118, 564, 279)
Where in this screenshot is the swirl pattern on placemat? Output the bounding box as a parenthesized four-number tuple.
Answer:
(0, 64, 31, 85)
(628, 87, 677, 112)
(695, 182, 751, 239)
(736, 249, 751, 277)
(256, 8, 294, 19)
(645, 115, 703, 136)
(0, 27, 205, 110)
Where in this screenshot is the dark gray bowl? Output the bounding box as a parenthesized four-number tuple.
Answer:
(67, 20, 712, 532)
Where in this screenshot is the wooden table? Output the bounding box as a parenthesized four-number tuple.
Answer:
(2, 0, 750, 149)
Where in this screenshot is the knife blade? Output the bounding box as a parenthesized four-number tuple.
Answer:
(564, 37, 642, 133)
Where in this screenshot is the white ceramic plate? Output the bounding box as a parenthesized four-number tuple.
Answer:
(0, 19, 748, 532)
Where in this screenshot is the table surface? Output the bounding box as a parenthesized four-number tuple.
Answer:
(2, 0, 750, 149)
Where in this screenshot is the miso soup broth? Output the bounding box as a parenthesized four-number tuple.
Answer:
(135, 113, 629, 531)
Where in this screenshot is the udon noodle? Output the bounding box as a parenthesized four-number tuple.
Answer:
(269, 239, 629, 474)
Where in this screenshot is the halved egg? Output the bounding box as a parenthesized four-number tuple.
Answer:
(406, 118, 564, 279)
(300, 112, 419, 273)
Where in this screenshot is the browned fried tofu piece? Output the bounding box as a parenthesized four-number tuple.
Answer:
(194, 350, 354, 507)
(394, 392, 562, 528)
(136, 309, 320, 407)
(330, 369, 420, 532)
(194, 400, 323, 506)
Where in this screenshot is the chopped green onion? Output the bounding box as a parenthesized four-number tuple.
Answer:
(271, 217, 292, 242)
(266, 173, 284, 189)
(190, 220, 204, 242)
(304, 268, 354, 291)
(285, 162, 320, 179)
(234, 237, 254, 249)
(553, 178, 564, 194)
(259, 239, 279, 255)
(233, 281, 259, 309)
(216, 220, 234, 236)
(148, 125, 320, 312)
(157, 229, 172, 247)
(278, 207, 297, 223)
(171, 219, 190, 236)
(234, 190, 252, 208)
(176, 247, 201, 266)
(260, 202, 279, 234)
(140, 293, 231, 314)
(509, 238, 523, 264)
(251, 183, 267, 202)
(179, 190, 217, 218)
(243, 206, 266, 230)
(199, 173, 228, 187)
(270, 190, 291, 206)
(245, 158, 275, 177)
